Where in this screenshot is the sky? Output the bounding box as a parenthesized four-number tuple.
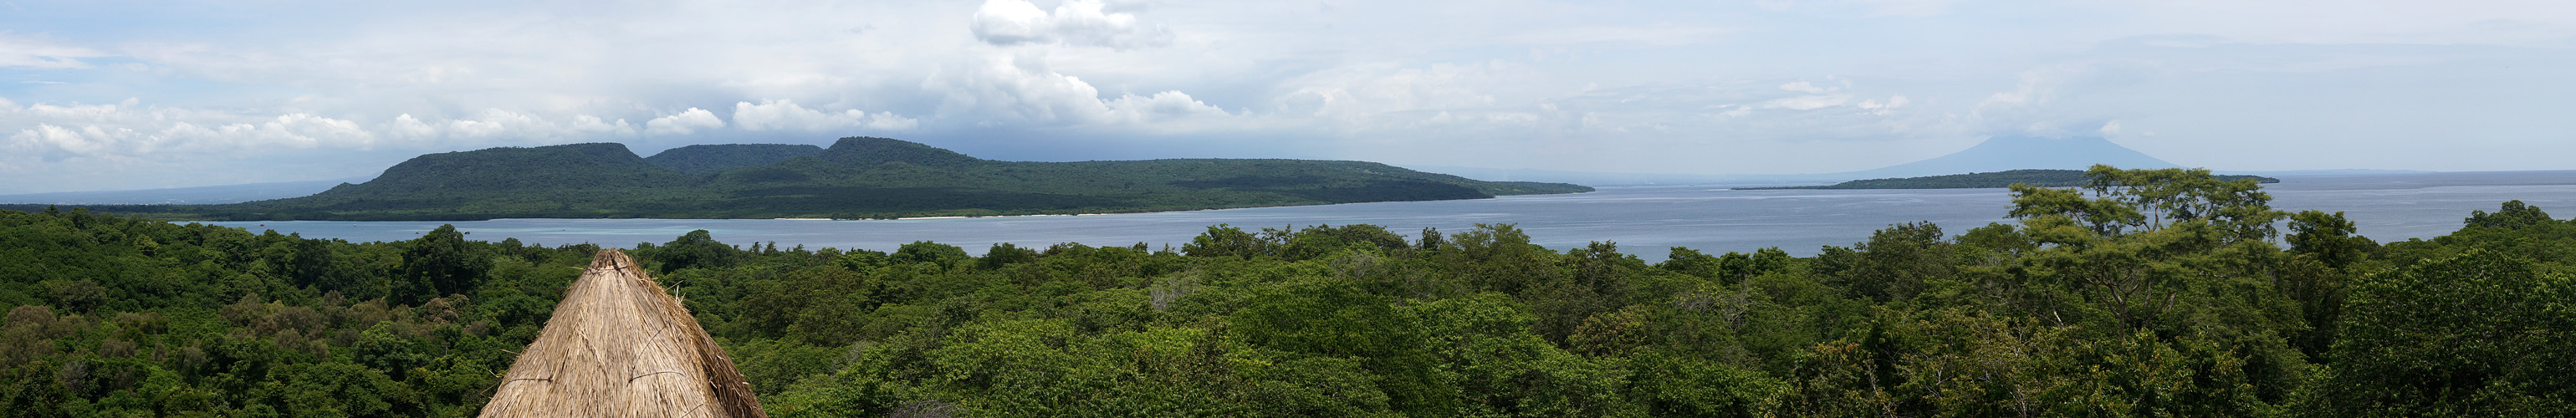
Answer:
(2, 0, 2572, 194)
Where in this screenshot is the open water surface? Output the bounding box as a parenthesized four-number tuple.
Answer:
(212, 171, 2576, 260)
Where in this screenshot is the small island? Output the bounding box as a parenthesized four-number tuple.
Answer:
(1738, 169, 2280, 190)
(17, 137, 1591, 221)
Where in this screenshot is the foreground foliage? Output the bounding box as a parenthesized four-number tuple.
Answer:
(2, 166, 2571, 416)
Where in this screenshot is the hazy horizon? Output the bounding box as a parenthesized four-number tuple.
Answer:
(5, 1, 2574, 194)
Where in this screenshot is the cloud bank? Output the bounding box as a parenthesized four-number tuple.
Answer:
(971, 0, 1173, 49)
(0, 0, 2572, 192)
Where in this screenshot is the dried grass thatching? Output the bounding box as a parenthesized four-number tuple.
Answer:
(481, 249, 765, 417)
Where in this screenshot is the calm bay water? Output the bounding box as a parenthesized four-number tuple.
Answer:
(212, 171, 2576, 260)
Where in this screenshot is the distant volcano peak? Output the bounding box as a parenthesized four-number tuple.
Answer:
(1840, 135, 2180, 179)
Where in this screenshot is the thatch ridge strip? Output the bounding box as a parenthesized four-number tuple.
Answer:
(479, 249, 767, 417)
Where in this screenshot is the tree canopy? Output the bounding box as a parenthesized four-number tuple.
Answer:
(3, 166, 2571, 416)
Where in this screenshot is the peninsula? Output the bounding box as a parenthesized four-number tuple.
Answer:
(20, 137, 1590, 221)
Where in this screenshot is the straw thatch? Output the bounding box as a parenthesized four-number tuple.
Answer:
(482, 249, 766, 418)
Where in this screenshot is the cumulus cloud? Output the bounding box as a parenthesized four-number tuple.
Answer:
(1270, 60, 1536, 128)
(1751, 0, 1963, 18)
(1849, 0, 1965, 17)
(7, 124, 120, 161)
(1969, 63, 2162, 137)
(447, 109, 554, 139)
(645, 108, 725, 135)
(1101, 91, 1231, 124)
(362, 110, 640, 145)
(732, 99, 917, 131)
(926, 54, 1229, 126)
(386, 114, 440, 140)
(1, 100, 378, 161)
(7, 0, 2572, 186)
(1762, 94, 1848, 110)
(971, 0, 1173, 49)
(1498, 23, 1735, 47)
(0, 96, 676, 170)
(1857, 95, 1909, 115)
(0, 32, 109, 69)
(1761, 79, 1870, 110)
(570, 115, 638, 135)
(1976, 69, 2061, 115)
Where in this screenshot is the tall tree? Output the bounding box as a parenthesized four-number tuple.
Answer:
(396, 224, 487, 304)
(655, 229, 739, 273)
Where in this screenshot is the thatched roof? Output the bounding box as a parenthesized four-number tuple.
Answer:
(482, 249, 766, 418)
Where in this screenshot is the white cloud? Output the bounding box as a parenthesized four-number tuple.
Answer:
(1978, 69, 2057, 112)
(400, 109, 647, 144)
(1762, 94, 1849, 110)
(1498, 23, 1735, 47)
(971, 0, 1173, 49)
(7, 124, 110, 161)
(1270, 60, 1535, 125)
(1857, 95, 1909, 115)
(570, 115, 638, 135)
(0, 0, 2572, 189)
(1779, 81, 1830, 94)
(151, 114, 374, 151)
(0, 97, 654, 165)
(1851, 0, 1965, 17)
(386, 114, 439, 140)
(447, 109, 549, 139)
(645, 108, 725, 135)
(258, 113, 376, 147)
(1, 100, 377, 161)
(0, 32, 108, 69)
(1102, 91, 1231, 123)
(732, 99, 917, 131)
(1751, 0, 1965, 18)
(926, 54, 1228, 126)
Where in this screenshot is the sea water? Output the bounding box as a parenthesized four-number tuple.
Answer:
(210, 171, 2576, 260)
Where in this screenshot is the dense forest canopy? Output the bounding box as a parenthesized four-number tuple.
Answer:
(645, 144, 829, 176)
(2, 137, 1592, 222)
(2, 166, 2571, 416)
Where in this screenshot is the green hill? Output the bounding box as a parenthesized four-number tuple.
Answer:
(1740, 169, 2281, 190)
(41, 137, 1590, 221)
(354, 142, 693, 191)
(645, 144, 825, 175)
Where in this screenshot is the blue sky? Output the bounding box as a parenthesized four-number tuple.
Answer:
(2, 0, 2571, 193)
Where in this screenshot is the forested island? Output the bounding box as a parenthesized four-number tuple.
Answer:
(1742, 168, 2280, 190)
(4, 166, 2573, 416)
(0, 137, 1589, 222)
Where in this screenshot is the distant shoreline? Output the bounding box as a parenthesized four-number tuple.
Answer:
(1735, 169, 2281, 191)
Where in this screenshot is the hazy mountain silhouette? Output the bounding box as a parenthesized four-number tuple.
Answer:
(1840, 136, 2180, 179)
